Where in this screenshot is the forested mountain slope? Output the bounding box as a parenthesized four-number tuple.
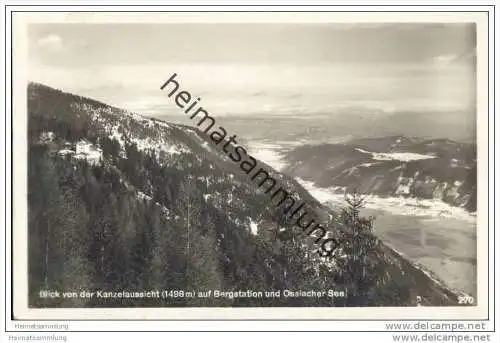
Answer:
(27, 83, 461, 308)
(283, 136, 476, 211)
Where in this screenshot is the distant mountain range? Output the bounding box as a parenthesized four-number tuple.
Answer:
(283, 136, 476, 212)
(26, 82, 466, 308)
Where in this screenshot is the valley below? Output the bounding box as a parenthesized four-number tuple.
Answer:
(247, 137, 477, 297)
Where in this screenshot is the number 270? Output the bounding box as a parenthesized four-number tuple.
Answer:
(458, 295, 475, 304)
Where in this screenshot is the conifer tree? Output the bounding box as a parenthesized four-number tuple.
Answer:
(336, 191, 380, 305)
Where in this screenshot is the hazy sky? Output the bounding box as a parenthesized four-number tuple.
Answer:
(29, 23, 475, 66)
(28, 23, 477, 126)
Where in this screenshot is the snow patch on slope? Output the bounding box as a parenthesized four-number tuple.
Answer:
(356, 148, 436, 162)
(73, 103, 191, 161)
(136, 190, 171, 217)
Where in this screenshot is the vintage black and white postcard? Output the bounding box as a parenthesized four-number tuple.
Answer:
(6, 9, 494, 325)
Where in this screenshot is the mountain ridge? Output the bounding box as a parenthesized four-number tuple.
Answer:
(282, 136, 476, 212)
